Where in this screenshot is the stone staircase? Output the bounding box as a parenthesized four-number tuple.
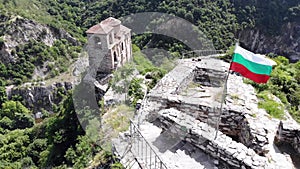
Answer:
(113, 120, 217, 169)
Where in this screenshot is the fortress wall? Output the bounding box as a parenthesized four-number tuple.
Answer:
(193, 67, 226, 87)
(275, 121, 300, 154)
(147, 58, 269, 156)
(155, 109, 270, 169)
(147, 94, 268, 155)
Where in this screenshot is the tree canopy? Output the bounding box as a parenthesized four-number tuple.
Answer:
(0, 0, 299, 168)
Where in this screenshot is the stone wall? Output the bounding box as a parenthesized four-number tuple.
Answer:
(194, 67, 226, 87)
(155, 108, 270, 169)
(275, 121, 300, 154)
(87, 33, 112, 74)
(134, 57, 300, 168)
(146, 58, 269, 156)
(148, 59, 197, 96)
(147, 94, 268, 155)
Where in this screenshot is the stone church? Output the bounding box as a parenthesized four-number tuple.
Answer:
(86, 17, 132, 73)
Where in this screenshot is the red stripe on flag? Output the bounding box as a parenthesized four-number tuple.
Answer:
(230, 62, 270, 83)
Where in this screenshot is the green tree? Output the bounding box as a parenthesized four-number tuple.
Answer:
(0, 81, 7, 106)
(26, 138, 48, 165)
(0, 129, 31, 165)
(65, 135, 94, 169)
(128, 78, 144, 106)
(43, 93, 85, 167)
(110, 63, 135, 101)
(0, 101, 34, 131)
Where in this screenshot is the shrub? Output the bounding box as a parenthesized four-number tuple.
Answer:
(128, 78, 144, 106)
(257, 91, 285, 119)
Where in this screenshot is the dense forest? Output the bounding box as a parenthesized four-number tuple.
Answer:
(0, 0, 299, 168)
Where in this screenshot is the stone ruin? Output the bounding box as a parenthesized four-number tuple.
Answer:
(113, 57, 300, 169)
(276, 121, 300, 153)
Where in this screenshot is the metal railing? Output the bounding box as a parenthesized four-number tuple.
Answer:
(129, 120, 168, 169)
(182, 50, 225, 59)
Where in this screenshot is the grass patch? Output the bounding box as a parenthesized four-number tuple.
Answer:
(0, 0, 55, 25)
(132, 47, 157, 75)
(181, 82, 202, 96)
(103, 104, 135, 134)
(257, 91, 285, 119)
(187, 82, 201, 89)
(132, 44, 167, 75)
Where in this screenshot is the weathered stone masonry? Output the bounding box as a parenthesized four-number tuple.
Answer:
(146, 58, 269, 157)
(114, 57, 299, 168)
(156, 108, 269, 169)
(275, 121, 300, 154)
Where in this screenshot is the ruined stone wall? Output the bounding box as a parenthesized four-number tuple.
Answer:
(275, 121, 300, 154)
(148, 59, 197, 96)
(155, 108, 270, 169)
(146, 58, 269, 156)
(194, 67, 226, 87)
(147, 95, 268, 155)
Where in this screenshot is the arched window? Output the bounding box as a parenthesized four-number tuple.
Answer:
(114, 52, 118, 63)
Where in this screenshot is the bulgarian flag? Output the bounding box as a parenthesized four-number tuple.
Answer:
(229, 45, 276, 83)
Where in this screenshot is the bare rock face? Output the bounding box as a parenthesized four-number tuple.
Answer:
(238, 22, 300, 62)
(0, 43, 11, 63)
(0, 15, 78, 64)
(7, 82, 73, 113)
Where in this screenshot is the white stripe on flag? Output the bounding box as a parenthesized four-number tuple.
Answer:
(234, 46, 277, 66)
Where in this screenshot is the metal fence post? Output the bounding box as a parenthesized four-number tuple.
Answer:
(129, 120, 168, 169)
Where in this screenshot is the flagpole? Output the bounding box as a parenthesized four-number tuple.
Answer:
(214, 41, 239, 139)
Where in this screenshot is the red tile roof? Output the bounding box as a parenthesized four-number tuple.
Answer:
(101, 17, 121, 27)
(86, 17, 130, 35)
(86, 24, 113, 34)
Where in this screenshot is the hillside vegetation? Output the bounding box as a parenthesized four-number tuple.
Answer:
(0, 0, 299, 168)
(245, 56, 300, 122)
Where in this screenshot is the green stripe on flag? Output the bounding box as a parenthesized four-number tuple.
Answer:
(232, 53, 272, 75)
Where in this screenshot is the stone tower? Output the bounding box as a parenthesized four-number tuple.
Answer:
(86, 17, 132, 74)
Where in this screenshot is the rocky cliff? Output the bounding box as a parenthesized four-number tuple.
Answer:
(238, 22, 300, 62)
(6, 82, 73, 114)
(0, 15, 78, 64)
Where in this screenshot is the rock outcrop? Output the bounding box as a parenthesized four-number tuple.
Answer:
(0, 15, 78, 64)
(238, 22, 300, 62)
(7, 82, 72, 114)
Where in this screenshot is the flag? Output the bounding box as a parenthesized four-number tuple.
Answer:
(229, 45, 276, 83)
